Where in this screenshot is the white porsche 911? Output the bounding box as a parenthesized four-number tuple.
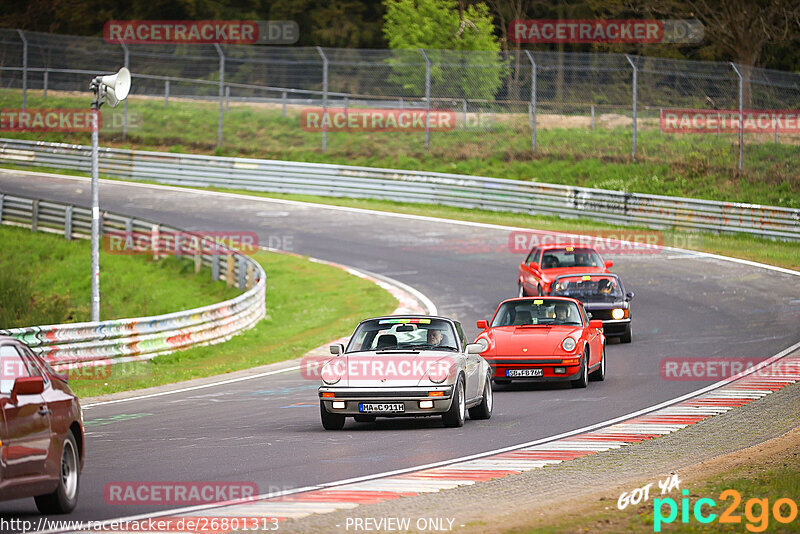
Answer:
(318, 316, 492, 430)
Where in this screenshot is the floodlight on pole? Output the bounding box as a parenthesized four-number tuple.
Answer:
(88, 67, 130, 322)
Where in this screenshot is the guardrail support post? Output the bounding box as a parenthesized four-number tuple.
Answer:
(17, 30, 27, 110)
(420, 48, 431, 150)
(226, 254, 235, 287)
(237, 256, 246, 289)
(212, 255, 220, 281)
(194, 249, 202, 273)
(225, 85, 230, 112)
(774, 114, 779, 143)
(730, 62, 744, 171)
(214, 44, 225, 149)
(65, 205, 73, 240)
(462, 99, 467, 126)
(626, 55, 638, 159)
(164, 80, 169, 107)
(282, 91, 287, 117)
(659, 108, 663, 134)
(31, 199, 39, 232)
(247, 262, 255, 289)
(316, 46, 329, 152)
(43, 71, 48, 99)
(0, 194, 4, 223)
(525, 51, 537, 153)
(591, 105, 595, 130)
(151, 224, 160, 261)
(121, 43, 129, 140)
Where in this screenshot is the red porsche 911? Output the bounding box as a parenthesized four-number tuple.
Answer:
(475, 297, 606, 388)
(517, 244, 613, 297)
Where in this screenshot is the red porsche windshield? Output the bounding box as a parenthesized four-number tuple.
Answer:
(541, 247, 603, 269)
(491, 300, 583, 327)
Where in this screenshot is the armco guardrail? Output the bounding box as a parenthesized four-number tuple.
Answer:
(0, 191, 266, 370)
(1, 138, 799, 240)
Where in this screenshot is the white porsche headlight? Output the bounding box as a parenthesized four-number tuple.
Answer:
(612, 308, 625, 320)
(321, 359, 345, 385)
(561, 337, 577, 352)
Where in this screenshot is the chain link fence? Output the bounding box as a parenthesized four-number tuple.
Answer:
(1, 28, 800, 169)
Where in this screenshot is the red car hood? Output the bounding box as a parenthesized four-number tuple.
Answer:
(488, 325, 583, 357)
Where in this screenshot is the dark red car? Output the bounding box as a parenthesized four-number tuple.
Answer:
(0, 336, 84, 513)
(475, 297, 606, 388)
(517, 244, 613, 296)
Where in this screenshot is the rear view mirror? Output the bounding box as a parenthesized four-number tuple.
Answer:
(476, 320, 488, 330)
(395, 325, 414, 332)
(329, 343, 345, 355)
(626, 292, 635, 301)
(588, 320, 604, 330)
(604, 260, 614, 269)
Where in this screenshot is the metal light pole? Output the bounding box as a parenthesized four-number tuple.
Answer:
(88, 67, 131, 321)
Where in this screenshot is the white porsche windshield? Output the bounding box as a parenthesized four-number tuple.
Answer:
(346, 318, 459, 352)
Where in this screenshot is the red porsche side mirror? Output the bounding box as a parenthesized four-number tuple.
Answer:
(588, 320, 604, 330)
(529, 262, 539, 270)
(604, 260, 614, 269)
(476, 320, 488, 330)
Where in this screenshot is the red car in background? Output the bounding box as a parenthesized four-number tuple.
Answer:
(517, 244, 613, 296)
(0, 336, 84, 514)
(475, 297, 606, 388)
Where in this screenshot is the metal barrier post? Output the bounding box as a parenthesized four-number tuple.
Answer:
(17, 30, 27, 110)
(214, 44, 225, 148)
(237, 256, 246, 289)
(65, 205, 73, 240)
(164, 80, 169, 107)
(225, 85, 230, 112)
(659, 108, 663, 134)
(43, 71, 48, 99)
(420, 49, 431, 150)
(730, 63, 744, 171)
(282, 91, 287, 117)
(212, 255, 220, 281)
(316, 47, 329, 152)
(626, 55, 638, 158)
(121, 43, 129, 141)
(462, 99, 467, 126)
(525, 51, 537, 153)
(591, 105, 595, 130)
(0, 194, 4, 223)
(774, 114, 779, 143)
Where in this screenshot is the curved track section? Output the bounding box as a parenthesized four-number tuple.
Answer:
(1, 170, 799, 524)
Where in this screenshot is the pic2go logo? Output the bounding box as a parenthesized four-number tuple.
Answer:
(654, 489, 799, 532)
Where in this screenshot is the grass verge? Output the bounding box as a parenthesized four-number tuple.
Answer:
(1, 89, 798, 208)
(69, 250, 397, 397)
(0, 224, 240, 327)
